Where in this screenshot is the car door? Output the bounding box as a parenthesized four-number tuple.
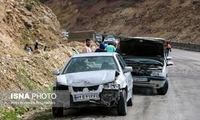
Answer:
(116, 55, 133, 100)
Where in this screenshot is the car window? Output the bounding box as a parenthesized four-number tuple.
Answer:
(116, 55, 126, 69)
(63, 56, 119, 74)
(119, 55, 127, 67)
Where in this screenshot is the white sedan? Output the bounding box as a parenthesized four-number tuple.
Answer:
(52, 52, 133, 117)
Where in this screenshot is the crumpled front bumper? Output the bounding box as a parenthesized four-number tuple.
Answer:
(70, 89, 120, 108)
(53, 85, 121, 108)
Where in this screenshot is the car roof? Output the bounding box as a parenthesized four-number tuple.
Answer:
(72, 52, 118, 58)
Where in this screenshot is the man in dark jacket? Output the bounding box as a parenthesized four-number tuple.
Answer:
(95, 43, 107, 52)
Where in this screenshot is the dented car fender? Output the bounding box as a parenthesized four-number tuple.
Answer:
(115, 73, 128, 89)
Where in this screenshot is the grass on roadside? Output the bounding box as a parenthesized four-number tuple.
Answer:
(0, 107, 27, 120)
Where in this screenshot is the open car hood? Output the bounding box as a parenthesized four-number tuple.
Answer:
(57, 70, 116, 87)
(120, 38, 165, 57)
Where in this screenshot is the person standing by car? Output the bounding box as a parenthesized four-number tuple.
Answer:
(165, 41, 172, 56)
(95, 43, 107, 52)
(106, 42, 116, 52)
(83, 39, 92, 53)
(102, 32, 106, 42)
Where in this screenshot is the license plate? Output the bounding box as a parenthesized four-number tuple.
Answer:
(73, 93, 100, 102)
(134, 77, 148, 82)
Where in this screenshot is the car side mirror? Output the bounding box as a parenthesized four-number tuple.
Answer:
(53, 69, 61, 75)
(167, 56, 172, 60)
(167, 61, 174, 66)
(123, 66, 133, 73)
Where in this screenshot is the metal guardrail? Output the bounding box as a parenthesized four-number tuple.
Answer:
(171, 42, 200, 52)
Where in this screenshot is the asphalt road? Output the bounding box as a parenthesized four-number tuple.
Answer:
(27, 49, 200, 120)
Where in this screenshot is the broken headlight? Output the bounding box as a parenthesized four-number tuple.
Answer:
(151, 70, 163, 77)
(103, 82, 120, 90)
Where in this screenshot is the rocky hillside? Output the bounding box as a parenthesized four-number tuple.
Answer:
(0, 0, 85, 119)
(0, 0, 62, 56)
(0, 0, 84, 91)
(45, 0, 200, 44)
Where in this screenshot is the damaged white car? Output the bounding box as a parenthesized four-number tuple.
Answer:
(52, 53, 133, 117)
(120, 37, 173, 95)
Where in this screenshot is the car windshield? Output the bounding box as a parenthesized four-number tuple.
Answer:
(63, 56, 118, 74)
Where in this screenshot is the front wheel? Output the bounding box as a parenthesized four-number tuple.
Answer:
(117, 90, 127, 116)
(157, 81, 168, 95)
(127, 97, 133, 106)
(127, 89, 133, 106)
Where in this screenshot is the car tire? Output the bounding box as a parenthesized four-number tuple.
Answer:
(127, 89, 133, 106)
(127, 97, 133, 106)
(117, 90, 127, 116)
(52, 107, 64, 118)
(157, 81, 168, 95)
